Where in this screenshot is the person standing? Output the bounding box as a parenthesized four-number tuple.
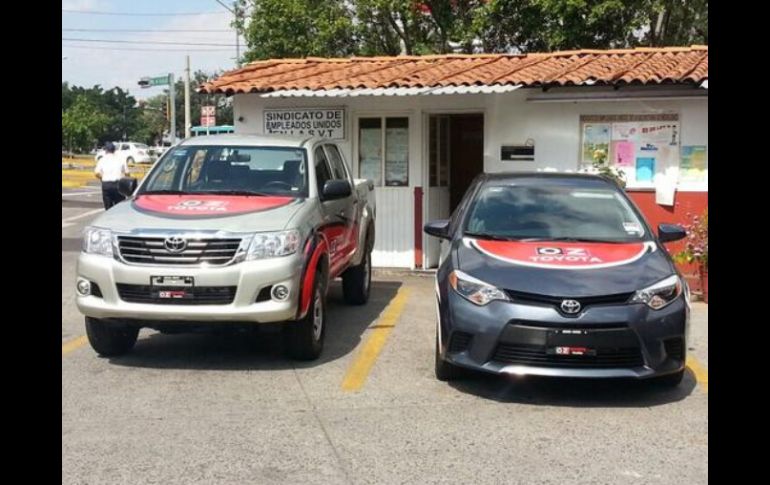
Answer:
(94, 142, 129, 209)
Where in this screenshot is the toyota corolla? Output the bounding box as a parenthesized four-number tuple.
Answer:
(425, 173, 690, 387)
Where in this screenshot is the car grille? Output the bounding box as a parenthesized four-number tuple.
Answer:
(492, 343, 645, 369)
(116, 284, 237, 305)
(505, 290, 634, 314)
(448, 331, 473, 352)
(117, 236, 242, 266)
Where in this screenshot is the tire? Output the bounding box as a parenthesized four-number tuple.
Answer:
(126, 156, 134, 165)
(650, 369, 685, 388)
(85, 317, 139, 357)
(342, 249, 371, 305)
(285, 272, 326, 361)
(435, 333, 468, 381)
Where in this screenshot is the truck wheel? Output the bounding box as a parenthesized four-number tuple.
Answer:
(342, 250, 371, 305)
(85, 317, 139, 357)
(286, 272, 326, 361)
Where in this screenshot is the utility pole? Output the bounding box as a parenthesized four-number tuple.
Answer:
(216, 0, 242, 67)
(184, 56, 191, 139)
(168, 73, 176, 144)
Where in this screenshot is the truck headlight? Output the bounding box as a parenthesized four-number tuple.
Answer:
(82, 227, 113, 257)
(449, 270, 510, 306)
(245, 230, 300, 260)
(631, 274, 682, 310)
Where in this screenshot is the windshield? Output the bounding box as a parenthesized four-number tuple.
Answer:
(464, 184, 647, 242)
(139, 145, 308, 197)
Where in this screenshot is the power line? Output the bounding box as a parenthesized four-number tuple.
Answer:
(63, 28, 232, 33)
(63, 38, 237, 47)
(62, 9, 228, 16)
(62, 45, 234, 52)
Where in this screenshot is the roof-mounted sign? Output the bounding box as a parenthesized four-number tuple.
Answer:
(263, 107, 345, 140)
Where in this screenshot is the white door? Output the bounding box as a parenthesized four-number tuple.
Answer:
(424, 115, 451, 268)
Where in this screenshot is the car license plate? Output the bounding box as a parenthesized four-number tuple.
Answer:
(546, 329, 596, 356)
(151, 276, 194, 287)
(549, 346, 596, 356)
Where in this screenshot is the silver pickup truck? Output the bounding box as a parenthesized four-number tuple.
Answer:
(76, 134, 376, 360)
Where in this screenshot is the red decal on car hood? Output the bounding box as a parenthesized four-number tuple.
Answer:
(470, 239, 653, 270)
(133, 195, 294, 216)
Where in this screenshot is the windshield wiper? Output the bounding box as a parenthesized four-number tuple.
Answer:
(139, 189, 189, 195)
(464, 232, 525, 241)
(518, 237, 626, 243)
(192, 189, 272, 197)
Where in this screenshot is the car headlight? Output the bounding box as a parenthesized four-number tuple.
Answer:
(449, 270, 510, 306)
(245, 230, 300, 260)
(82, 227, 113, 257)
(631, 274, 682, 310)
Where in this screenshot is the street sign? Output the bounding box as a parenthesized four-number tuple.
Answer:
(138, 75, 171, 88)
(201, 105, 215, 116)
(201, 115, 216, 127)
(201, 106, 216, 127)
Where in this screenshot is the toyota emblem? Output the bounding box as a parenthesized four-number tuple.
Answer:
(560, 299, 582, 314)
(164, 236, 188, 253)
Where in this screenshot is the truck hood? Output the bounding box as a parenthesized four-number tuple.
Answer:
(456, 237, 675, 297)
(90, 194, 306, 233)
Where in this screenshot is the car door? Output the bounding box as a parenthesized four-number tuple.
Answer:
(314, 145, 355, 277)
(324, 143, 358, 271)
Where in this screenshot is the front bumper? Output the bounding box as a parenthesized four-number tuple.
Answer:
(438, 289, 688, 379)
(76, 252, 303, 323)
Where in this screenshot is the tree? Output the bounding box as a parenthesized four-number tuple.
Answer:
(62, 95, 110, 153)
(170, 71, 234, 139)
(643, 0, 707, 46)
(355, 0, 434, 55)
(240, 0, 357, 61)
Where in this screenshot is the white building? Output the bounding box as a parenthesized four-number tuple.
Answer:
(200, 47, 708, 271)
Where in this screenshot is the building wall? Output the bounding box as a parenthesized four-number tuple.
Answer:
(233, 89, 708, 269)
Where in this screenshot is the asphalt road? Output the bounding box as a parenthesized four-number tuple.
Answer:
(62, 189, 708, 485)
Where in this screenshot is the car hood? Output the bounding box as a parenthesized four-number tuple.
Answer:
(90, 194, 306, 233)
(456, 237, 675, 297)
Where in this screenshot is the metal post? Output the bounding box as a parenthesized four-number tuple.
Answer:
(234, 2, 240, 67)
(184, 56, 191, 139)
(168, 73, 176, 144)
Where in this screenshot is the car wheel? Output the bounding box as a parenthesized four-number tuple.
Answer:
(285, 271, 326, 361)
(342, 250, 371, 305)
(126, 156, 135, 165)
(435, 332, 468, 381)
(650, 369, 685, 388)
(85, 317, 139, 357)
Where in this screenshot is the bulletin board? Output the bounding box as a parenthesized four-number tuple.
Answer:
(580, 114, 681, 187)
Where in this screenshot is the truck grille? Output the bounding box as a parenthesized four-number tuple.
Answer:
(116, 284, 237, 305)
(117, 236, 242, 266)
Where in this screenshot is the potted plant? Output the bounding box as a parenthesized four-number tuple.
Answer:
(589, 148, 627, 189)
(673, 209, 708, 302)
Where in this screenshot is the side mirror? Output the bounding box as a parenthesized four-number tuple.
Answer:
(424, 219, 450, 239)
(658, 223, 687, 243)
(322, 180, 352, 200)
(118, 177, 138, 197)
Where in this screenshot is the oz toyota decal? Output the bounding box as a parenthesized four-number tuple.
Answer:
(133, 194, 295, 217)
(467, 238, 656, 270)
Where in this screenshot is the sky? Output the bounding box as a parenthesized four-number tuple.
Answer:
(62, 0, 243, 99)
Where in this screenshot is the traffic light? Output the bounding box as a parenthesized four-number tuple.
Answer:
(163, 97, 170, 121)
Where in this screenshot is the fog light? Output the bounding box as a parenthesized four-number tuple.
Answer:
(272, 284, 289, 301)
(76, 279, 91, 296)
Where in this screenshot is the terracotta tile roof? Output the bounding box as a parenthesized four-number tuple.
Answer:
(199, 46, 708, 95)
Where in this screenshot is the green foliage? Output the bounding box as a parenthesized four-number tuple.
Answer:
(673, 209, 708, 269)
(62, 95, 110, 153)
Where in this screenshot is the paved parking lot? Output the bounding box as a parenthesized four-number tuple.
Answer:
(62, 189, 708, 485)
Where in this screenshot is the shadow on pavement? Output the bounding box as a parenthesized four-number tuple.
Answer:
(447, 368, 698, 407)
(107, 280, 402, 370)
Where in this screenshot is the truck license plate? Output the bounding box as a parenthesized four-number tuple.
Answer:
(151, 276, 194, 287)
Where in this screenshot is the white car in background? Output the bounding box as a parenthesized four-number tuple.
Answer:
(95, 142, 155, 164)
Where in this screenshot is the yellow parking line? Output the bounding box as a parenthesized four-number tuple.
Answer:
(341, 287, 411, 392)
(686, 355, 708, 393)
(62, 336, 88, 356)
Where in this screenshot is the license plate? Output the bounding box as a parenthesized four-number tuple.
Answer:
(151, 276, 194, 287)
(549, 346, 596, 356)
(156, 290, 191, 300)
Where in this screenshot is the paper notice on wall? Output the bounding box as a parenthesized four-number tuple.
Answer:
(635, 157, 655, 182)
(612, 141, 635, 167)
(655, 176, 677, 206)
(679, 145, 708, 182)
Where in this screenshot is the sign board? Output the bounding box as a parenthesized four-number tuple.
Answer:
(200, 105, 216, 127)
(139, 75, 171, 88)
(201, 105, 215, 117)
(263, 108, 345, 139)
(501, 145, 535, 161)
(200, 115, 216, 127)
